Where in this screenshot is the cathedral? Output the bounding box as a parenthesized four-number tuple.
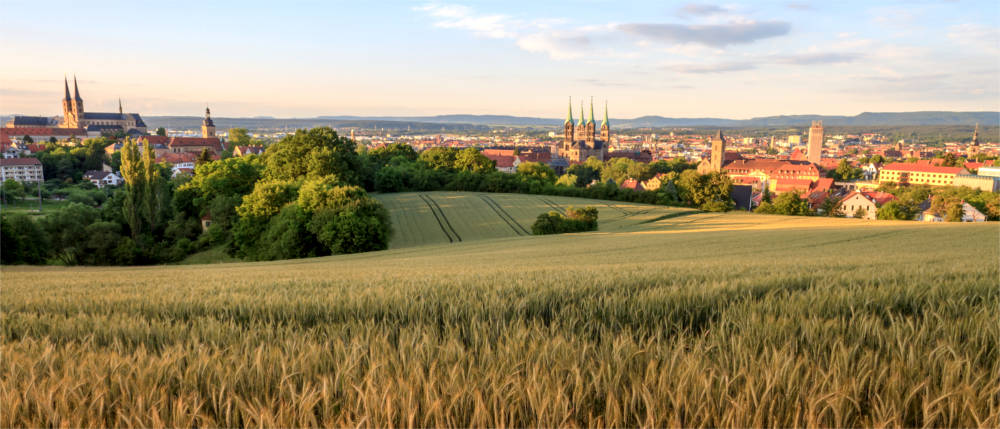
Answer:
(562, 97, 609, 163)
(60, 76, 147, 135)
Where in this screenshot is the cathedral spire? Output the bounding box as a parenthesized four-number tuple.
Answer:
(565, 97, 573, 124)
(118, 98, 123, 115)
(587, 97, 595, 125)
(972, 123, 980, 146)
(63, 76, 71, 101)
(578, 100, 585, 126)
(602, 100, 608, 127)
(73, 75, 82, 101)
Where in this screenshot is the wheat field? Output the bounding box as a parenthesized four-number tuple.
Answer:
(2, 193, 998, 427)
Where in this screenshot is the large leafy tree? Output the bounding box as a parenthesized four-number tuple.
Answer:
(453, 147, 495, 173)
(756, 191, 812, 216)
(262, 127, 360, 184)
(517, 162, 557, 184)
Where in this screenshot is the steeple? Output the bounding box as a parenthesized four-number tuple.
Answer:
(587, 97, 595, 125)
(601, 100, 609, 128)
(578, 101, 585, 126)
(972, 123, 980, 146)
(73, 75, 81, 101)
(118, 98, 123, 115)
(63, 76, 71, 101)
(201, 106, 216, 137)
(565, 97, 573, 124)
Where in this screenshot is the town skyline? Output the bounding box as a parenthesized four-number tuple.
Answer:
(2, 1, 998, 118)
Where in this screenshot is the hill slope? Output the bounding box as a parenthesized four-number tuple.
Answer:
(3, 193, 997, 427)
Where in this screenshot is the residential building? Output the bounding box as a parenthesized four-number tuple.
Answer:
(878, 163, 968, 186)
(0, 157, 44, 183)
(83, 170, 123, 188)
(838, 191, 895, 220)
(233, 145, 265, 157)
(953, 174, 1000, 192)
(920, 201, 987, 222)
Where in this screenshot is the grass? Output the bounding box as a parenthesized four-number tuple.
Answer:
(0, 197, 70, 216)
(175, 245, 241, 265)
(2, 192, 998, 427)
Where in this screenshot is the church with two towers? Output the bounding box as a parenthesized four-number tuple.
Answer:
(562, 97, 610, 163)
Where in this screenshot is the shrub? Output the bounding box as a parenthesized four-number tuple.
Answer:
(531, 206, 599, 235)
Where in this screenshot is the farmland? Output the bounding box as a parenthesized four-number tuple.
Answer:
(2, 192, 999, 427)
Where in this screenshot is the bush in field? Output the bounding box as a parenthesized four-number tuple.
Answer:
(532, 206, 599, 235)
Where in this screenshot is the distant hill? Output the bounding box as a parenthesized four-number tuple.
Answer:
(4, 111, 996, 131)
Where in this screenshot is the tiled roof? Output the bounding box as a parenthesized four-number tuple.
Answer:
(8, 116, 51, 126)
(82, 112, 126, 120)
(0, 157, 42, 166)
(724, 159, 819, 176)
(881, 162, 965, 175)
(156, 152, 199, 164)
(486, 154, 517, 168)
(844, 191, 896, 206)
(167, 137, 222, 150)
(773, 178, 814, 192)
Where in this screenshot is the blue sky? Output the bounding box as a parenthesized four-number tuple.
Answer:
(1, 0, 997, 118)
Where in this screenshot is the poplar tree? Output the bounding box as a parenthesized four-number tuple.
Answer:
(120, 139, 144, 238)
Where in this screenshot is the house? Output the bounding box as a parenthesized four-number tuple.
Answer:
(0, 157, 44, 183)
(0, 126, 91, 147)
(919, 201, 987, 222)
(619, 178, 644, 191)
(167, 137, 224, 156)
(641, 173, 669, 191)
(878, 163, 968, 186)
(861, 163, 881, 181)
(83, 170, 123, 188)
(838, 191, 896, 220)
(233, 145, 265, 157)
(484, 153, 520, 173)
(155, 152, 200, 176)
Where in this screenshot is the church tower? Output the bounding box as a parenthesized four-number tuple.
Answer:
(585, 97, 596, 146)
(563, 97, 575, 148)
(61, 76, 75, 127)
(968, 123, 980, 158)
(576, 101, 586, 141)
(710, 130, 726, 172)
(600, 100, 610, 142)
(807, 120, 823, 165)
(202, 107, 216, 137)
(71, 75, 84, 121)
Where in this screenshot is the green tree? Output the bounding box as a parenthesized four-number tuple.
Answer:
(676, 170, 734, 211)
(370, 143, 418, 166)
(453, 147, 495, 173)
(517, 162, 557, 184)
(196, 148, 213, 166)
(756, 191, 812, 216)
(1, 179, 25, 203)
(119, 139, 144, 238)
(227, 128, 252, 146)
(555, 174, 578, 187)
(418, 147, 460, 171)
(876, 201, 911, 220)
(0, 214, 49, 264)
(155, 127, 167, 136)
(263, 127, 360, 184)
(831, 159, 862, 181)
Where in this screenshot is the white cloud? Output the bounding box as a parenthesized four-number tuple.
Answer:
(414, 4, 518, 39)
(947, 23, 1000, 53)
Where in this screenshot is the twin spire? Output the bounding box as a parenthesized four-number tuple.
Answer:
(63, 75, 82, 102)
(565, 96, 609, 127)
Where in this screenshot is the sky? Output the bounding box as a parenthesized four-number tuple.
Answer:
(1, 0, 998, 119)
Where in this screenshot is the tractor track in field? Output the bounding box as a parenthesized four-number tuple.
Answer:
(419, 194, 461, 242)
(480, 195, 530, 236)
(538, 197, 565, 214)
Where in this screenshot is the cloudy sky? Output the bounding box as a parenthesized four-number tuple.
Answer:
(1, 0, 997, 118)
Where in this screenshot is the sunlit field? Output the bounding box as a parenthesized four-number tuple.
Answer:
(3, 193, 998, 427)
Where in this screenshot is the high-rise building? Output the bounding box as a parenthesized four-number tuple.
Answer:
(807, 120, 823, 165)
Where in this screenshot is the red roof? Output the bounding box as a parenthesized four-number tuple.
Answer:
(0, 157, 42, 166)
(724, 159, 820, 177)
(0, 127, 88, 144)
(156, 152, 199, 164)
(881, 162, 965, 175)
(844, 191, 896, 206)
(137, 135, 171, 146)
(619, 178, 644, 191)
(482, 149, 515, 157)
(811, 177, 834, 193)
(167, 137, 223, 152)
(773, 178, 814, 193)
(485, 154, 517, 168)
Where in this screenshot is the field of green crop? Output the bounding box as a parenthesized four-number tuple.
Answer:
(3, 192, 998, 427)
(374, 191, 696, 248)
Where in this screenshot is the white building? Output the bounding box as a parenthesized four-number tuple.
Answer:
(0, 157, 44, 183)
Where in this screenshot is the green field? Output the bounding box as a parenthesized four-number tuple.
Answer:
(2, 192, 998, 427)
(374, 191, 698, 248)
